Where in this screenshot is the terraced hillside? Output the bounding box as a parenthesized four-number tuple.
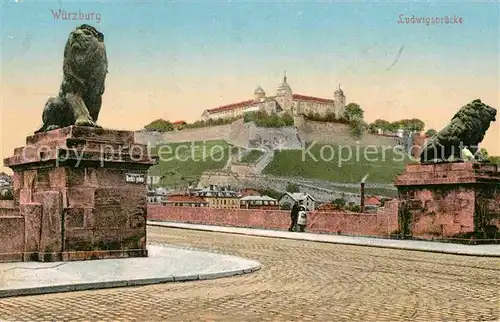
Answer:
(263, 142, 417, 184)
(148, 140, 235, 187)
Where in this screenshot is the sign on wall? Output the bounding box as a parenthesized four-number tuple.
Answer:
(125, 173, 145, 184)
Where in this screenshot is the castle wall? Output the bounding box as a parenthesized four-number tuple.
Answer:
(135, 117, 399, 148)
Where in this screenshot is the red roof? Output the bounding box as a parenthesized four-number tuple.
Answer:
(172, 120, 186, 125)
(364, 196, 382, 206)
(293, 94, 333, 104)
(205, 93, 333, 115)
(206, 99, 255, 114)
(240, 189, 261, 197)
(165, 195, 208, 203)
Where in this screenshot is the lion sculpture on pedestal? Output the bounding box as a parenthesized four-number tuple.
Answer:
(419, 99, 497, 163)
(36, 24, 108, 133)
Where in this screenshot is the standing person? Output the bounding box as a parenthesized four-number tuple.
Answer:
(289, 201, 300, 232)
(297, 205, 308, 232)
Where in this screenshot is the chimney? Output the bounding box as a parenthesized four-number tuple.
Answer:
(360, 182, 365, 213)
(209, 184, 214, 191)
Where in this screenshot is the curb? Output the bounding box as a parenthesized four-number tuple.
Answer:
(0, 266, 261, 299)
(0, 245, 261, 299)
(147, 221, 500, 258)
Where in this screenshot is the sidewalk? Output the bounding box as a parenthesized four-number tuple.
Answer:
(148, 221, 500, 257)
(0, 243, 260, 298)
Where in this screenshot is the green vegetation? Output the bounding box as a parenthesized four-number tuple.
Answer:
(0, 189, 13, 200)
(343, 103, 364, 122)
(304, 111, 349, 124)
(238, 150, 264, 164)
(149, 140, 235, 187)
(263, 142, 416, 184)
(368, 118, 425, 134)
(257, 188, 282, 200)
(244, 111, 294, 128)
(184, 116, 241, 129)
(144, 119, 174, 132)
(285, 183, 300, 193)
(489, 156, 500, 165)
(425, 128, 437, 137)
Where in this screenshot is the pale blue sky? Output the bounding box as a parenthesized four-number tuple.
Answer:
(2, 1, 499, 78)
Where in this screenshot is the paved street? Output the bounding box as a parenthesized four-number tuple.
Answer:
(1, 226, 499, 321)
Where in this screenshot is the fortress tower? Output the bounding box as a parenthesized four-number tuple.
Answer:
(254, 85, 266, 102)
(275, 71, 293, 113)
(334, 84, 346, 119)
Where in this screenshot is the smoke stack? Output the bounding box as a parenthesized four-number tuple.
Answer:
(360, 182, 365, 213)
(209, 184, 214, 191)
(360, 174, 368, 213)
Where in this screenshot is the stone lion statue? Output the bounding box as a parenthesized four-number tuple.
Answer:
(35, 24, 108, 133)
(419, 99, 497, 163)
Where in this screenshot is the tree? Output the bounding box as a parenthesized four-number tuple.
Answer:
(369, 119, 392, 134)
(286, 183, 300, 193)
(399, 118, 425, 132)
(425, 129, 437, 137)
(480, 148, 489, 160)
(349, 117, 365, 139)
(144, 119, 174, 132)
(343, 103, 364, 122)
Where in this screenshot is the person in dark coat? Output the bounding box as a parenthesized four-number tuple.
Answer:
(289, 201, 300, 232)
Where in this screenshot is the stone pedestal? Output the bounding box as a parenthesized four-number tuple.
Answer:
(394, 162, 500, 240)
(2, 126, 156, 262)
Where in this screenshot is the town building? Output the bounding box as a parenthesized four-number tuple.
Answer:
(163, 194, 209, 207)
(201, 72, 346, 121)
(240, 195, 279, 210)
(278, 192, 316, 211)
(193, 186, 241, 209)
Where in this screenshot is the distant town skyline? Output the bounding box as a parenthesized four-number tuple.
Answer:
(1, 1, 499, 172)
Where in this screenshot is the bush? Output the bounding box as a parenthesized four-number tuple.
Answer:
(281, 202, 291, 210)
(144, 119, 174, 132)
(304, 111, 349, 124)
(286, 183, 300, 193)
(244, 111, 294, 128)
(0, 189, 13, 200)
(184, 116, 241, 129)
(333, 198, 346, 207)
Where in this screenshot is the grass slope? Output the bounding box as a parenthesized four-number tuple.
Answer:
(263, 143, 417, 184)
(149, 140, 234, 187)
(238, 150, 265, 164)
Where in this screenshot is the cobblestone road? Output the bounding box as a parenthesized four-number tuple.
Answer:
(1, 226, 499, 321)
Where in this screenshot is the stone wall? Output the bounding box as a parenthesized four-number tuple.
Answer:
(294, 116, 400, 146)
(135, 117, 400, 148)
(148, 199, 399, 237)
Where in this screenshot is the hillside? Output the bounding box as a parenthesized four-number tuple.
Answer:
(148, 140, 234, 187)
(263, 143, 416, 184)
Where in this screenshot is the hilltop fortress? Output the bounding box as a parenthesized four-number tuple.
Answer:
(136, 72, 402, 149)
(201, 72, 346, 121)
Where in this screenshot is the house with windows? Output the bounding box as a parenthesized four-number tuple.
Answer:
(278, 192, 316, 211)
(163, 194, 209, 207)
(193, 186, 241, 209)
(240, 195, 279, 210)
